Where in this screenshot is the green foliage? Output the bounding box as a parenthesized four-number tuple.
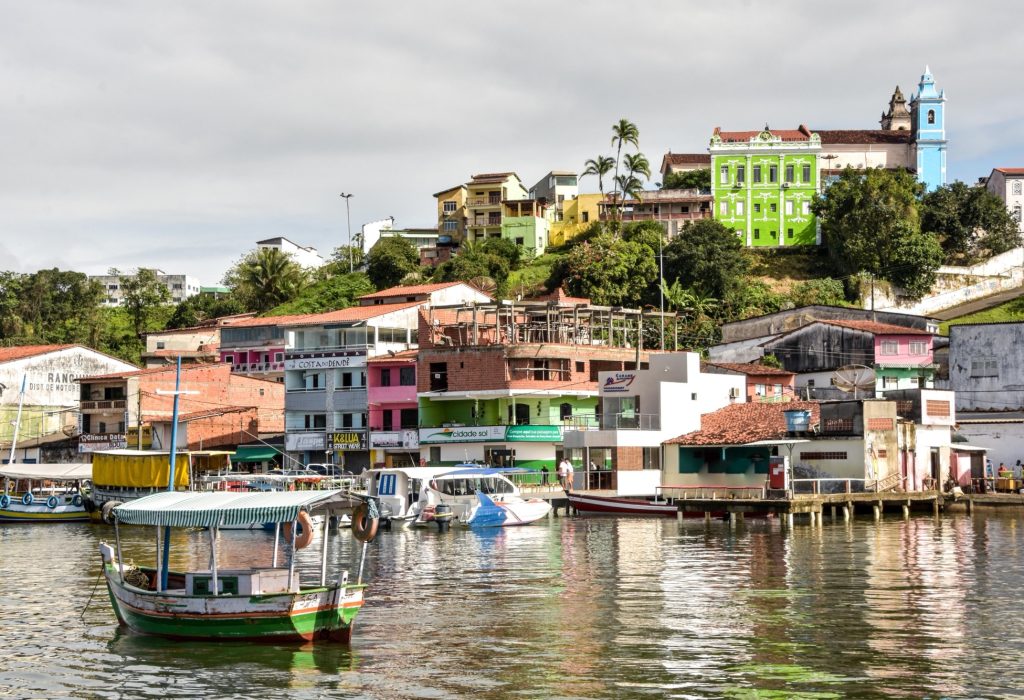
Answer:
(265, 273, 374, 316)
(477, 238, 522, 269)
(814, 168, 942, 300)
(119, 269, 171, 337)
(328, 245, 367, 273)
(662, 218, 750, 300)
(940, 295, 1024, 335)
(166, 293, 246, 329)
(224, 247, 308, 312)
(366, 237, 419, 290)
(921, 181, 1022, 263)
(507, 254, 562, 300)
(96, 307, 146, 365)
(788, 278, 848, 307)
(724, 280, 787, 320)
(0, 268, 106, 345)
(760, 353, 782, 369)
(549, 232, 657, 307)
(662, 168, 711, 191)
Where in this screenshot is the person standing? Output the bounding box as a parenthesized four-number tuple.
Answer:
(564, 459, 575, 492)
(556, 459, 567, 491)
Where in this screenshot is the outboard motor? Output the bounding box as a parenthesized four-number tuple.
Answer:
(433, 504, 454, 533)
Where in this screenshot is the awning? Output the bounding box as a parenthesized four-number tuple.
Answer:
(231, 446, 280, 462)
(0, 463, 92, 481)
(951, 444, 989, 452)
(113, 490, 343, 528)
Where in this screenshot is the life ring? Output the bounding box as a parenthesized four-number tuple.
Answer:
(72, 494, 83, 508)
(0, 494, 9, 509)
(22, 493, 34, 506)
(46, 496, 59, 509)
(351, 502, 379, 543)
(282, 511, 314, 550)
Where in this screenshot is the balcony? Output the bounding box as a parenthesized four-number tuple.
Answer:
(233, 362, 284, 373)
(81, 399, 127, 411)
(603, 211, 709, 222)
(467, 197, 502, 208)
(468, 218, 502, 228)
(565, 413, 662, 431)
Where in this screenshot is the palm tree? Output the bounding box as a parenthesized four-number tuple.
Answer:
(582, 155, 615, 214)
(615, 174, 645, 205)
(611, 119, 640, 221)
(623, 152, 651, 183)
(234, 247, 307, 312)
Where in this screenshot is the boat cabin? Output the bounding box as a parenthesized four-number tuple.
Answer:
(365, 466, 521, 521)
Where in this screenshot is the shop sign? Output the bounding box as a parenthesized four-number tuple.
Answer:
(285, 432, 326, 451)
(284, 352, 366, 371)
(78, 433, 128, 453)
(419, 425, 507, 444)
(330, 431, 367, 451)
(370, 430, 420, 449)
(125, 425, 153, 449)
(600, 372, 637, 394)
(504, 425, 563, 442)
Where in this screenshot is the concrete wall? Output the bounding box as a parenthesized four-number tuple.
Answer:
(957, 419, 1024, 468)
(949, 323, 1024, 410)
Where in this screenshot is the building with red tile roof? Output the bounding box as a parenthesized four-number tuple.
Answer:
(357, 282, 491, 306)
(703, 361, 797, 403)
(984, 167, 1024, 235)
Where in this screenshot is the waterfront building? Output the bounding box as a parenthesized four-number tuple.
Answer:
(91, 269, 201, 307)
(709, 125, 821, 247)
(883, 388, 961, 491)
(703, 361, 797, 402)
(0, 345, 137, 462)
(141, 314, 255, 369)
(598, 189, 712, 239)
(984, 168, 1024, 234)
(76, 363, 284, 454)
(416, 299, 667, 472)
(367, 350, 419, 468)
(256, 237, 325, 269)
(947, 322, 1024, 411)
(562, 353, 745, 495)
(760, 320, 936, 399)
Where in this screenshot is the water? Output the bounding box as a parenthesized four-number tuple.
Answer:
(2, 514, 1024, 699)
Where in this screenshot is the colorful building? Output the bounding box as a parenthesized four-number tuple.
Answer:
(434, 184, 468, 243)
(464, 172, 529, 243)
(501, 199, 550, 256)
(909, 66, 946, 192)
(710, 125, 821, 247)
(367, 350, 419, 468)
(549, 193, 602, 246)
(703, 361, 797, 403)
(598, 189, 712, 239)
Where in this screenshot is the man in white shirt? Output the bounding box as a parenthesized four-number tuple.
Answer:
(563, 459, 575, 491)
(556, 459, 567, 490)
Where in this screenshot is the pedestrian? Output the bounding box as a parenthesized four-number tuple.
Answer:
(564, 460, 575, 492)
(556, 459, 567, 490)
(541, 465, 549, 486)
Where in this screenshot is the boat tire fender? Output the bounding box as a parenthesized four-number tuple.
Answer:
(0, 494, 9, 508)
(46, 496, 59, 509)
(351, 503, 379, 543)
(282, 511, 315, 549)
(101, 500, 123, 525)
(22, 493, 34, 506)
(72, 494, 83, 508)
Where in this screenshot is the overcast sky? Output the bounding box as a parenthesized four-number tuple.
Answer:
(2, 1, 1022, 285)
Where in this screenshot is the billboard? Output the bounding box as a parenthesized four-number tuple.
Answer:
(330, 431, 368, 451)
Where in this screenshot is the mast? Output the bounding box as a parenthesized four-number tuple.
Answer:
(7, 375, 27, 464)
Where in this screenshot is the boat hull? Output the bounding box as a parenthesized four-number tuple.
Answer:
(567, 494, 678, 517)
(102, 563, 364, 643)
(0, 504, 89, 522)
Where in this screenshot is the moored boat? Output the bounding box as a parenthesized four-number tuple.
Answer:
(0, 462, 92, 522)
(100, 489, 377, 643)
(567, 492, 678, 517)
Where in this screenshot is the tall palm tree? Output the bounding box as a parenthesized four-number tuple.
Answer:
(615, 174, 645, 205)
(582, 155, 615, 230)
(623, 152, 651, 183)
(611, 119, 640, 221)
(236, 247, 307, 312)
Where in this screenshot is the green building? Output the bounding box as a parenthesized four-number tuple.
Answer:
(710, 125, 820, 247)
(500, 199, 550, 256)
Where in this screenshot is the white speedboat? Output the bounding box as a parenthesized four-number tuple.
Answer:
(364, 466, 551, 528)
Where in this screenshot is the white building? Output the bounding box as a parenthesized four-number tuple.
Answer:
(360, 218, 395, 255)
(985, 168, 1024, 233)
(256, 237, 325, 269)
(90, 270, 201, 307)
(530, 171, 579, 221)
(562, 353, 745, 495)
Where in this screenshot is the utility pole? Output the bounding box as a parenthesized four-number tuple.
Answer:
(659, 227, 665, 351)
(7, 375, 26, 464)
(340, 193, 354, 273)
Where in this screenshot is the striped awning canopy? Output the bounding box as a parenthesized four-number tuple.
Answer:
(113, 490, 342, 528)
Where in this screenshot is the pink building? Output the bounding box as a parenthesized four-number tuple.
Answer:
(367, 350, 419, 467)
(703, 361, 797, 402)
(822, 320, 935, 393)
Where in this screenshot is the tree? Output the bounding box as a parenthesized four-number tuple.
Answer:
(611, 119, 640, 221)
(814, 168, 943, 300)
(224, 247, 307, 312)
(266, 272, 375, 315)
(548, 232, 657, 307)
(662, 218, 749, 301)
(7, 268, 105, 345)
(433, 240, 512, 290)
(328, 245, 367, 272)
(921, 181, 1022, 263)
(120, 269, 171, 337)
(622, 152, 651, 183)
(582, 155, 615, 202)
(366, 237, 420, 290)
(788, 278, 847, 307)
(662, 168, 711, 191)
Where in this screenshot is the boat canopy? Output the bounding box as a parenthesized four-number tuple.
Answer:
(113, 490, 343, 528)
(439, 467, 529, 477)
(0, 463, 92, 481)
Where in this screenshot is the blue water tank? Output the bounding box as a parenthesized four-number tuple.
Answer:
(782, 409, 811, 433)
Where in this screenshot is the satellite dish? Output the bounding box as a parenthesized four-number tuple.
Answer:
(832, 364, 876, 399)
(62, 424, 80, 437)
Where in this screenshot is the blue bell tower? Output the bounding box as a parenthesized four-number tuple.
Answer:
(910, 66, 946, 192)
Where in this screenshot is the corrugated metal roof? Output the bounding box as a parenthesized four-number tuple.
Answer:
(113, 490, 342, 527)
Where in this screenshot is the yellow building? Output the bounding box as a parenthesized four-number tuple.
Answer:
(434, 184, 467, 243)
(550, 193, 602, 246)
(463, 172, 528, 242)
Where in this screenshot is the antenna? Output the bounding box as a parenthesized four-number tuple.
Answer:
(831, 364, 876, 399)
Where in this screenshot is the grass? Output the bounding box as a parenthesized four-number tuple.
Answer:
(747, 248, 835, 296)
(940, 293, 1024, 335)
(505, 253, 563, 298)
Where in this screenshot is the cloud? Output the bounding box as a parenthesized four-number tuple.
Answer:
(1, 0, 1022, 282)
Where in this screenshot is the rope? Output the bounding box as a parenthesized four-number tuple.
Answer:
(79, 569, 104, 621)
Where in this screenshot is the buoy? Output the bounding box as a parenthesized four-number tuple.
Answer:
(0, 494, 9, 509)
(101, 500, 123, 524)
(282, 511, 315, 549)
(351, 503, 379, 543)
(71, 494, 83, 508)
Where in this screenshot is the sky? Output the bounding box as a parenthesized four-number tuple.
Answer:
(2, 1, 1022, 285)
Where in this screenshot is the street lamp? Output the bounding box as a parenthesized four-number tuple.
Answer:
(340, 192, 354, 273)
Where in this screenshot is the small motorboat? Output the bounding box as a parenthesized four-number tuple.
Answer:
(0, 462, 92, 523)
(567, 492, 678, 517)
(466, 491, 552, 527)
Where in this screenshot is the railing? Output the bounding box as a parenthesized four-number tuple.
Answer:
(468, 219, 502, 228)
(467, 198, 501, 207)
(611, 212, 709, 222)
(565, 413, 662, 431)
(234, 362, 285, 373)
(791, 474, 905, 495)
(80, 400, 127, 410)
(658, 485, 766, 500)
(820, 418, 855, 434)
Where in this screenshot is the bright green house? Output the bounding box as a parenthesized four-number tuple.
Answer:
(501, 199, 550, 256)
(710, 125, 821, 247)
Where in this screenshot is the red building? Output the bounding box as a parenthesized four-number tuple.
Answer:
(703, 361, 797, 403)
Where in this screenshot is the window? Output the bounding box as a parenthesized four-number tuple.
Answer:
(400, 408, 418, 429)
(559, 403, 573, 420)
(799, 451, 848, 460)
(443, 201, 456, 213)
(399, 366, 415, 386)
(770, 203, 777, 213)
(305, 414, 327, 430)
(785, 200, 794, 215)
(785, 164, 795, 183)
(787, 228, 794, 239)
(382, 411, 393, 430)
(1013, 204, 1022, 222)
(754, 229, 760, 239)
(771, 230, 777, 238)
(754, 203, 761, 213)
(532, 359, 549, 381)
(927, 109, 935, 124)
(753, 165, 762, 183)
(802, 164, 811, 182)
(1013, 181, 1022, 196)
(883, 376, 899, 388)
(515, 237, 524, 246)
(736, 201, 744, 216)
(970, 359, 998, 378)
(909, 341, 927, 355)
(755, 383, 766, 396)
(807, 379, 816, 388)
(223, 354, 234, 364)
(642, 447, 660, 470)
(769, 165, 778, 183)
(880, 340, 898, 355)
(582, 211, 589, 223)
(443, 220, 457, 231)
(720, 165, 729, 184)
(379, 368, 391, 387)
(720, 201, 729, 216)
(773, 384, 783, 397)
(156, 341, 166, 349)
(430, 362, 448, 391)
(575, 361, 585, 373)
(802, 201, 811, 215)
(736, 165, 745, 184)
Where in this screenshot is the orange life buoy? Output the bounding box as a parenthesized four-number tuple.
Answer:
(282, 510, 314, 549)
(351, 502, 379, 543)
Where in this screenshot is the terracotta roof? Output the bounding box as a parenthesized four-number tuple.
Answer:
(703, 361, 796, 377)
(142, 349, 219, 358)
(0, 344, 74, 362)
(713, 125, 814, 143)
(821, 319, 932, 336)
(433, 183, 466, 197)
(225, 302, 423, 329)
(359, 282, 463, 300)
(661, 153, 711, 171)
(81, 362, 231, 382)
(816, 129, 913, 145)
(603, 189, 712, 205)
(993, 168, 1024, 175)
(666, 401, 820, 446)
(144, 314, 257, 335)
(367, 349, 418, 363)
(470, 172, 518, 184)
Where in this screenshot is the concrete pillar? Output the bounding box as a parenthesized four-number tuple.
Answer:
(786, 513, 794, 529)
(831, 506, 837, 522)
(933, 498, 940, 517)
(842, 505, 850, 521)
(902, 504, 910, 519)
(873, 504, 881, 521)
(736, 512, 745, 523)
(676, 509, 683, 524)
(704, 511, 711, 523)
(966, 498, 973, 515)
(729, 512, 737, 527)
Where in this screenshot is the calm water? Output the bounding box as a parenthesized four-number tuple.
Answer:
(2, 513, 1024, 699)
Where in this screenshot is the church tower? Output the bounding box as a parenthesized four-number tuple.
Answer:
(880, 86, 912, 131)
(909, 66, 946, 191)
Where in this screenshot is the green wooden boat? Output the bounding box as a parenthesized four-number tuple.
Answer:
(100, 490, 374, 643)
